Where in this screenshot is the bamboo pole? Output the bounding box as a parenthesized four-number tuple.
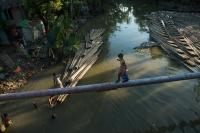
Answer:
(57, 55, 99, 103)
(0, 72, 200, 101)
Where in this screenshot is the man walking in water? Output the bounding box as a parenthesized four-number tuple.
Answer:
(116, 53, 129, 83)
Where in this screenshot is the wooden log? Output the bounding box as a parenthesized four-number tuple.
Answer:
(73, 53, 99, 82)
(149, 26, 166, 35)
(185, 46, 193, 51)
(167, 40, 178, 48)
(68, 32, 103, 80)
(176, 48, 185, 54)
(184, 38, 200, 56)
(186, 60, 196, 67)
(70, 64, 88, 81)
(75, 41, 102, 69)
(48, 95, 59, 108)
(188, 50, 197, 57)
(57, 32, 103, 104)
(85, 33, 92, 49)
(149, 28, 165, 36)
(69, 56, 85, 78)
(167, 40, 176, 44)
(150, 23, 166, 31)
(69, 52, 99, 82)
(69, 48, 84, 70)
(150, 27, 166, 34)
(62, 58, 73, 81)
(194, 57, 200, 65)
(70, 41, 101, 77)
(89, 29, 105, 40)
(85, 33, 90, 42)
(2, 72, 200, 101)
(150, 30, 169, 38)
(177, 53, 190, 60)
(149, 16, 200, 70)
(152, 34, 197, 71)
(57, 55, 99, 103)
(150, 32, 168, 41)
(169, 43, 178, 48)
(58, 49, 89, 103)
(70, 56, 99, 86)
(56, 85, 71, 103)
(73, 49, 87, 68)
(70, 50, 99, 78)
(85, 29, 104, 49)
(85, 42, 92, 49)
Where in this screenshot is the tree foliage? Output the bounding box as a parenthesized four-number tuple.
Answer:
(21, 0, 200, 58)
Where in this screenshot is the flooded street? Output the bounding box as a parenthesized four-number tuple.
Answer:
(1, 4, 200, 133)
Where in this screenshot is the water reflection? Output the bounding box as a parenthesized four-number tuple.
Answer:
(1, 2, 200, 133)
(77, 3, 200, 133)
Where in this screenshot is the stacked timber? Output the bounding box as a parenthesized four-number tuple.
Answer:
(148, 11, 200, 72)
(85, 29, 105, 49)
(50, 29, 105, 107)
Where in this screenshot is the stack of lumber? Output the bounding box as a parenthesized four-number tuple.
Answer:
(85, 28, 105, 49)
(148, 12, 200, 72)
(50, 29, 104, 107)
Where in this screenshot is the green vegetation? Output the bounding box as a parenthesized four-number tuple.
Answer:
(21, 0, 200, 59)
(22, 0, 81, 59)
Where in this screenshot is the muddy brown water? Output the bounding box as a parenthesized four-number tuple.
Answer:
(1, 5, 200, 133)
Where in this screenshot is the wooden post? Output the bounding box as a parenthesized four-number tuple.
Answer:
(0, 72, 200, 101)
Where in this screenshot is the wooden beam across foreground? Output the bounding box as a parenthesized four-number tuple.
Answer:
(0, 72, 200, 101)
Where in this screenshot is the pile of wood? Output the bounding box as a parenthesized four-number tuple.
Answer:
(50, 29, 104, 107)
(148, 11, 200, 72)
